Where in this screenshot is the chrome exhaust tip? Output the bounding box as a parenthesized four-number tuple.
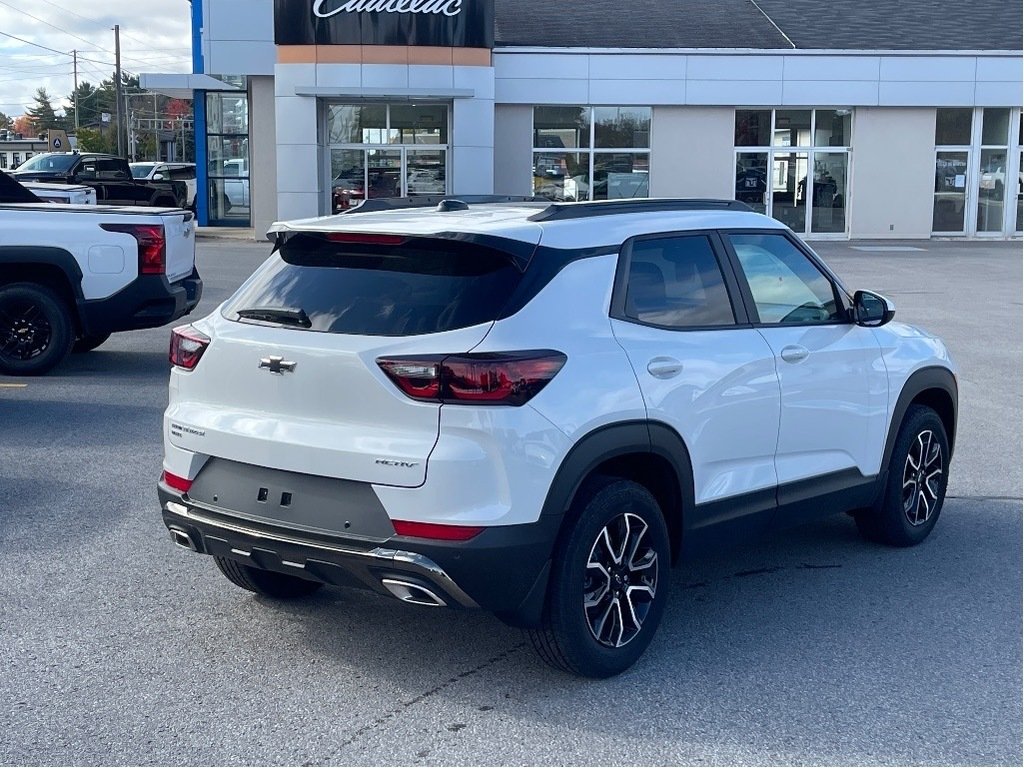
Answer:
(381, 578, 447, 607)
(169, 528, 198, 552)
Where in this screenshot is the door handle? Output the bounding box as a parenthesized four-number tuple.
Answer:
(780, 345, 809, 363)
(647, 357, 683, 379)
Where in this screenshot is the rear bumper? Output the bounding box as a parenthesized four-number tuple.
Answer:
(159, 484, 557, 620)
(79, 269, 203, 336)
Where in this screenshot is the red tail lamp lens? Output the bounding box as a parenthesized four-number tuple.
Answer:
(392, 520, 484, 541)
(161, 470, 193, 493)
(377, 351, 566, 407)
(169, 325, 210, 370)
(101, 223, 166, 275)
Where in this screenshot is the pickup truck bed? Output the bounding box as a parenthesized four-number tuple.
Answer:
(0, 199, 202, 375)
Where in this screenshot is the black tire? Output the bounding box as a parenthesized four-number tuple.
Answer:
(72, 333, 111, 353)
(0, 282, 74, 376)
(528, 478, 670, 678)
(855, 405, 949, 547)
(214, 556, 323, 599)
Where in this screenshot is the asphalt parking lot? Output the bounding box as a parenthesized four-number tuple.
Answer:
(1, 237, 1021, 766)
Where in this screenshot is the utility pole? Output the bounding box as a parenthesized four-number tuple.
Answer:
(72, 49, 79, 130)
(114, 24, 125, 156)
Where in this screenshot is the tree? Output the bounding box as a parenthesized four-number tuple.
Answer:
(26, 87, 64, 133)
(0, 111, 12, 131)
(12, 115, 32, 136)
(74, 127, 115, 154)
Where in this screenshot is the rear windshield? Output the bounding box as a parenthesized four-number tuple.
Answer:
(222, 234, 524, 336)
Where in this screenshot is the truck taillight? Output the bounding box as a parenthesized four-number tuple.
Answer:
(377, 351, 566, 407)
(169, 325, 210, 370)
(101, 222, 166, 275)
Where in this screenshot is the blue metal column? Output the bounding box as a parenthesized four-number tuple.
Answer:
(191, 0, 209, 225)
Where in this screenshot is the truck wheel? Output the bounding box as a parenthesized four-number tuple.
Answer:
(528, 478, 670, 678)
(73, 333, 111, 353)
(214, 556, 323, 599)
(0, 283, 74, 376)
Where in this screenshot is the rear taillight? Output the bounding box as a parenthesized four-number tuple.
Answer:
(377, 351, 566, 407)
(160, 470, 192, 493)
(392, 520, 484, 541)
(101, 223, 166, 275)
(325, 232, 406, 245)
(169, 325, 210, 370)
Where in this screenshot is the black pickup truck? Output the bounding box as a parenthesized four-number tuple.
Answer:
(9, 152, 187, 208)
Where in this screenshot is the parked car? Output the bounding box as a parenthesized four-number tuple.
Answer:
(10, 152, 188, 208)
(220, 158, 249, 211)
(158, 197, 957, 678)
(0, 169, 202, 375)
(131, 162, 197, 210)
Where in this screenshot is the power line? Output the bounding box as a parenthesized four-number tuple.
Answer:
(0, 0, 114, 53)
(0, 30, 115, 67)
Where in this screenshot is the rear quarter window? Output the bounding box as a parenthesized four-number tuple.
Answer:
(223, 234, 525, 336)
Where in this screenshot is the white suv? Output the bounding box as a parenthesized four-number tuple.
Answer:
(158, 198, 957, 678)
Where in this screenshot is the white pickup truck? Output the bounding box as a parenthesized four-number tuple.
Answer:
(0, 170, 202, 375)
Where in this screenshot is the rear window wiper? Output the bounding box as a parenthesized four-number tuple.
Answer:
(236, 307, 312, 328)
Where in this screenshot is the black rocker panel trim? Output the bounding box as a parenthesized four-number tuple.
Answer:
(0, 246, 84, 299)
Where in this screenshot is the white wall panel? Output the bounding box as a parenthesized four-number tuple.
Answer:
(276, 192, 321, 223)
(782, 80, 879, 106)
(207, 0, 273, 42)
(453, 66, 496, 99)
(879, 81, 977, 106)
(495, 78, 591, 104)
(361, 64, 410, 89)
(408, 65, 455, 90)
(782, 55, 880, 81)
(975, 81, 1024, 106)
(879, 56, 976, 82)
(649, 106, 733, 199)
(452, 146, 494, 195)
(275, 64, 316, 97)
(452, 99, 495, 148)
(494, 54, 589, 80)
(687, 80, 783, 106)
(588, 55, 686, 80)
(492, 104, 533, 196)
(588, 79, 685, 105)
(687, 55, 784, 81)
(976, 57, 1024, 82)
(316, 64, 361, 88)
(273, 96, 318, 145)
(206, 41, 275, 76)
(275, 145, 321, 193)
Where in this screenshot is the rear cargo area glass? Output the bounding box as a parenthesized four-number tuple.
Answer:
(223, 234, 524, 336)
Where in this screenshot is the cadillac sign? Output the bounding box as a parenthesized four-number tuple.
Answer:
(274, 0, 493, 47)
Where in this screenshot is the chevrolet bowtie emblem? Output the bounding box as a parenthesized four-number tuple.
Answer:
(259, 356, 297, 374)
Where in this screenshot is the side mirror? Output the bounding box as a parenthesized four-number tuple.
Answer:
(854, 290, 895, 327)
(152, 172, 165, 180)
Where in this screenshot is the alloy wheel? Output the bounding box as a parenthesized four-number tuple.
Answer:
(902, 429, 943, 526)
(0, 299, 52, 361)
(583, 511, 658, 648)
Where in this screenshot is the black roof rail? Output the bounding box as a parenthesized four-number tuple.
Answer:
(527, 198, 753, 222)
(338, 195, 548, 215)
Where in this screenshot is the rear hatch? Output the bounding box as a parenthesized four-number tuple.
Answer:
(168, 231, 534, 487)
(159, 209, 195, 282)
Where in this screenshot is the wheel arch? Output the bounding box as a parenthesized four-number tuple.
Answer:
(540, 420, 695, 565)
(880, 366, 958, 475)
(0, 247, 84, 327)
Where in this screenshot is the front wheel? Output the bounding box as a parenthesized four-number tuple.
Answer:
(0, 282, 74, 376)
(856, 405, 949, 547)
(214, 556, 323, 599)
(529, 479, 670, 678)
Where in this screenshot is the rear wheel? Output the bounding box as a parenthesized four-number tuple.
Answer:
(73, 333, 111, 353)
(856, 405, 949, 547)
(0, 282, 74, 376)
(528, 479, 670, 678)
(214, 556, 323, 599)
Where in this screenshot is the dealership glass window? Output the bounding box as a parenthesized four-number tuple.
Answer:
(325, 103, 449, 212)
(933, 107, 1020, 235)
(532, 107, 651, 201)
(0, 155, 6, 169)
(206, 91, 250, 226)
(733, 109, 851, 235)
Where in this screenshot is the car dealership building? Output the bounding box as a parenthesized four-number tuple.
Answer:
(142, 0, 1023, 239)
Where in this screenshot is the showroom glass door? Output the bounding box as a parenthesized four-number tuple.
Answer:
(326, 103, 448, 213)
(735, 109, 851, 237)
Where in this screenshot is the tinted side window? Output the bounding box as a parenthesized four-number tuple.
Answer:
(728, 233, 844, 324)
(622, 234, 736, 328)
(77, 161, 97, 179)
(169, 167, 195, 180)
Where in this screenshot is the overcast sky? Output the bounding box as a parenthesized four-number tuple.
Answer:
(0, 0, 192, 118)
